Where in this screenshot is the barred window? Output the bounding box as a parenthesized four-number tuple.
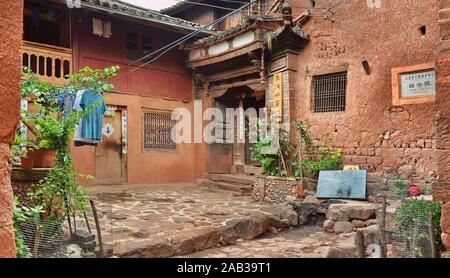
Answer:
(143, 111, 177, 151)
(313, 71, 347, 113)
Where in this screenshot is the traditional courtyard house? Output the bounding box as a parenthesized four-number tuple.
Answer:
(20, 0, 213, 185)
(169, 0, 439, 188)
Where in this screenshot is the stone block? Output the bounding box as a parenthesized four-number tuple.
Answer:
(115, 237, 175, 258)
(73, 230, 95, 243)
(441, 203, 450, 234)
(169, 227, 221, 256)
(326, 244, 357, 258)
(334, 221, 354, 234)
(323, 220, 335, 233)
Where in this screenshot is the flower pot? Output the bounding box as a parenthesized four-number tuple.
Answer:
(20, 157, 34, 169)
(29, 148, 57, 168)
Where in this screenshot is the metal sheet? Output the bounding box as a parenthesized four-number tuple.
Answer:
(316, 170, 367, 199)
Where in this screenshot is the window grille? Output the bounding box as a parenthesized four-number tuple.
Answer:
(143, 111, 177, 151)
(313, 71, 347, 113)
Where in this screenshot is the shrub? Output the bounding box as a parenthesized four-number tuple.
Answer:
(394, 199, 442, 257)
(393, 179, 410, 197)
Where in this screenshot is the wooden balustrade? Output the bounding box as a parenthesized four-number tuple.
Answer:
(21, 41, 73, 86)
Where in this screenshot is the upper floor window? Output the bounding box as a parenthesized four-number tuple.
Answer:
(313, 71, 347, 113)
(126, 32, 153, 61)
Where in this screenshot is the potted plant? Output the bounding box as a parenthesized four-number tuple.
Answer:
(12, 131, 35, 169)
(22, 104, 63, 168)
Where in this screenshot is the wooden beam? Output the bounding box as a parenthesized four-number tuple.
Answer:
(188, 42, 264, 68)
(206, 65, 259, 82)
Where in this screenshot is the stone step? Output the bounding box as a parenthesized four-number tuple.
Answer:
(208, 174, 256, 186)
(207, 181, 253, 195)
(244, 165, 263, 176)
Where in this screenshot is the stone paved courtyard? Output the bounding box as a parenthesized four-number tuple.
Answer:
(77, 184, 353, 258)
(179, 226, 347, 258)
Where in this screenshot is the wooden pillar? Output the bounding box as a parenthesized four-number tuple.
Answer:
(0, 0, 24, 258)
(232, 94, 246, 174)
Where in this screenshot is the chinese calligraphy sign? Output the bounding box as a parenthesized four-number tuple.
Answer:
(391, 63, 436, 106)
(273, 72, 283, 122)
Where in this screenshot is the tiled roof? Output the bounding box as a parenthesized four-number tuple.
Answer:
(160, 0, 199, 15)
(79, 0, 215, 34)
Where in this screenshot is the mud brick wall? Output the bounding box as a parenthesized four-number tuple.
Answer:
(0, 0, 24, 257)
(435, 0, 450, 251)
(293, 0, 439, 180)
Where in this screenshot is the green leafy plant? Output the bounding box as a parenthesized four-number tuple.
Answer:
(251, 128, 291, 177)
(12, 131, 34, 158)
(394, 199, 442, 257)
(21, 66, 118, 222)
(299, 146, 343, 178)
(13, 197, 43, 258)
(393, 179, 410, 197)
(294, 121, 342, 179)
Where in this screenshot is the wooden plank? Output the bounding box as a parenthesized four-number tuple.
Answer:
(188, 42, 264, 68)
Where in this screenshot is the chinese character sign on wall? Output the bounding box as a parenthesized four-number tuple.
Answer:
(273, 72, 283, 122)
(391, 63, 436, 106)
(400, 70, 436, 98)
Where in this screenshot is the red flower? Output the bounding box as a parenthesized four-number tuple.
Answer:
(408, 185, 421, 196)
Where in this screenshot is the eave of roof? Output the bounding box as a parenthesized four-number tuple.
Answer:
(160, 0, 196, 15)
(74, 0, 216, 35)
(185, 15, 280, 49)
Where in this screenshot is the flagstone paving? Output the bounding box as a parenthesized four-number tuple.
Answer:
(78, 184, 350, 257)
(178, 226, 347, 258)
(81, 184, 275, 252)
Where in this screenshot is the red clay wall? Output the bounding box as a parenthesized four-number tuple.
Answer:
(294, 0, 439, 184)
(0, 0, 24, 258)
(435, 0, 450, 251)
(72, 93, 200, 185)
(69, 12, 203, 185)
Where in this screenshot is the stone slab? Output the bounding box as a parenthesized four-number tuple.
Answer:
(317, 170, 367, 199)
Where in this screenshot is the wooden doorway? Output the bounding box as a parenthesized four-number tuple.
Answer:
(95, 106, 127, 185)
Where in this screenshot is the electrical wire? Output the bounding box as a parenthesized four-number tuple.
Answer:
(121, 0, 257, 79)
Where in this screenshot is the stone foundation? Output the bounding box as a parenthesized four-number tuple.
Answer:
(252, 176, 298, 203)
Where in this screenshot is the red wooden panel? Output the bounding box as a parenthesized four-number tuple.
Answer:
(150, 69, 170, 98)
(108, 62, 128, 93)
(103, 22, 124, 60)
(129, 66, 152, 95)
(78, 22, 103, 57)
(170, 73, 191, 100)
(79, 57, 107, 71)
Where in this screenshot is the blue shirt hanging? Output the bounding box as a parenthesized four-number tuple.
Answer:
(79, 89, 106, 141)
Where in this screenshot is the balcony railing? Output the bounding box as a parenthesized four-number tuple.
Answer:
(219, 0, 271, 30)
(21, 41, 73, 85)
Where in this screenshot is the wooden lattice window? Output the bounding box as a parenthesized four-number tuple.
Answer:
(313, 71, 347, 113)
(143, 111, 177, 151)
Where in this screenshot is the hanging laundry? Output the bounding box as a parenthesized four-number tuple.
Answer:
(73, 90, 100, 146)
(62, 89, 77, 119)
(103, 20, 112, 38)
(79, 89, 107, 141)
(92, 18, 103, 37)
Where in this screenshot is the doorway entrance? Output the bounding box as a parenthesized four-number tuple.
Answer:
(211, 86, 265, 175)
(95, 106, 127, 185)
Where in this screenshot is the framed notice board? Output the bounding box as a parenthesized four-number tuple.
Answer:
(391, 63, 436, 106)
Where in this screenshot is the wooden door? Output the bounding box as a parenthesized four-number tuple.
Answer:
(95, 109, 123, 185)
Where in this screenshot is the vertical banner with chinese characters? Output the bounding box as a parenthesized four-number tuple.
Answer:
(273, 72, 283, 122)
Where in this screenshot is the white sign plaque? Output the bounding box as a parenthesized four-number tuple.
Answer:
(400, 70, 436, 98)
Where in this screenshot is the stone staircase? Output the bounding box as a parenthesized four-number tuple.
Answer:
(196, 174, 256, 195)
